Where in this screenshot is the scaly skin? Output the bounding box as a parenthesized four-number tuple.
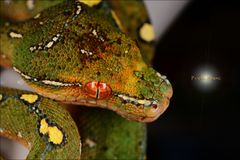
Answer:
(0, 87, 146, 159)
(0, 0, 172, 122)
(0, 0, 172, 159)
(0, 87, 81, 159)
(73, 107, 146, 160)
(108, 0, 156, 64)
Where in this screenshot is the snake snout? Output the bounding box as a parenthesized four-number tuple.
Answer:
(143, 78, 173, 122)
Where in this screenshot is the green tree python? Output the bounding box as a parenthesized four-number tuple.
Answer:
(0, 0, 173, 159)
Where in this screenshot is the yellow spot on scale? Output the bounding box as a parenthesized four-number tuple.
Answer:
(48, 126, 64, 145)
(79, 0, 102, 7)
(111, 10, 124, 32)
(39, 118, 64, 145)
(39, 119, 49, 134)
(0, 94, 2, 101)
(20, 94, 38, 103)
(139, 23, 155, 42)
(9, 32, 23, 39)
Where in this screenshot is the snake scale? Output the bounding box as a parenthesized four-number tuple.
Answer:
(0, 0, 173, 159)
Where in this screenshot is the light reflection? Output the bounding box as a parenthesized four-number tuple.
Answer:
(191, 65, 221, 92)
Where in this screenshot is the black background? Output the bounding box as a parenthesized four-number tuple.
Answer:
(148, 0, 240, 159)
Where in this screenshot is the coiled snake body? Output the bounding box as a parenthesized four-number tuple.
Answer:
(0, 0, 172, 159)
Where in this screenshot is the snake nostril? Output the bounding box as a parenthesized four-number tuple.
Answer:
(84, 81, 112, 99)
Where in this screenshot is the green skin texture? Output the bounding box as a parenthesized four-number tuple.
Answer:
(0, 0, 172, 159)
(0, 0, 172, 122)
(0, 87, 81, 159)
(109, 0, 155, 64)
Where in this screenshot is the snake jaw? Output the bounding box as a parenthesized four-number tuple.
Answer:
(24, 69, 173, 123)
(20, 64, 173, 123)
(143, 85, 173, 122)
(137, 71, 173, 122)
(105, 78, 173, 123)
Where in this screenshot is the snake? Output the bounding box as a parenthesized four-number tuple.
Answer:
(0, 0, 173, 159)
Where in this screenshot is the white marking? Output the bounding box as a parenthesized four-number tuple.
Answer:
(21, 74, 31, 80)
(122, 95, 128, 101)
(92, 29, 97, 36)
(9, 32, 22, 39)
(46, 41, 54, 48)
(13, 67, 31, 80)
(80, 49, 93, 56)
(39, 22, 43, 25)
(13, 67, 23, 74)
(117, 94, 154, 107)
(26, 0, 34, 10)
(79, 141, 82, 155)
(160, 75, 170, 85)
(165, 79, 170, 85)
(156, 72, 161, 78)
(17, 132, 22, 138)
(118, 94, 123, 98)
(0, 94, 2, 101)
(31, 33, 61, 52)
(85, 138, 96, 148)
(52, 37, 58, 42)
(144, 100, 152, 106)
(99, 37, 104, 42)
(13, 67, 82, 87)
(81, 49, 85, 54)
(41, 80, 73, 87)
(76, 5, 82, 15)
(30, 46, 35, 52)
(0, 128, 4, 133)
(161, 75, 167, 79)
(129, 97, 138, 104)
(34, 13, 41, 19)
(87, 100, 97, 104)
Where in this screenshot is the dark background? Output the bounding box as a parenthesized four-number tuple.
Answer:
(148, 0, 240, 159)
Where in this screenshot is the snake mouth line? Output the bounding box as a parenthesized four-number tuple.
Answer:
(113, 92, 159, 109)
(63, 90, 172, 123)
(61, 97, 169, 123)
(13, 67, 83, 87)
(13, 66, 168, 106)
(13, 66, 172, 122)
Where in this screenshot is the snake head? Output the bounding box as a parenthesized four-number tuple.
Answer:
(11, 1, 173, 122)
(116, 67, 173, 122)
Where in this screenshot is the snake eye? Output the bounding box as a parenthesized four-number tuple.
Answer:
(84, 81, 112, 99)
